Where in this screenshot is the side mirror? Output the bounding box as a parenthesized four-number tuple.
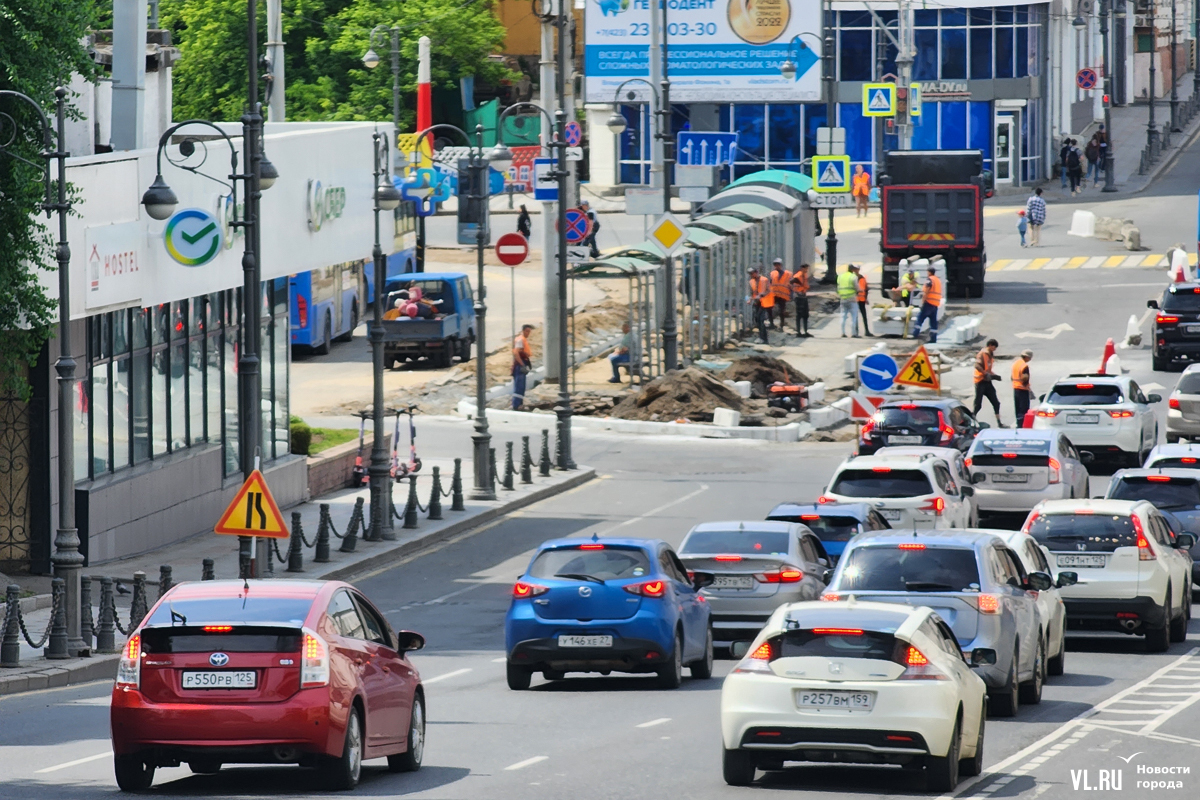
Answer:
(692, 570, 715, 590)
(1056, 571, 1079, 588)
(730, 641, 751, 659)
(394, 630, 426, 653)
(1176, 532, 1197, 549)
(1080, 451, 1095, 464)
(971, 472, 987, 484)
(821, 568, 834, 584)
(817, 557, 829, 567)
(1148, 394, 1163, 404)
(1026, 571, 1053, 591)
(1148, 299, 1160, 309)
(971, 648, 998, 666)
(1038, 393, 1046, 402)
(961, 485, 975, 497)
(978, 421, 991, 430)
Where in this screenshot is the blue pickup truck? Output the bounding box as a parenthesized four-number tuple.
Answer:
(381, 272, 476, 369)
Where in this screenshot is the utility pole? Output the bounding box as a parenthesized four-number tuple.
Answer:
(819, 3, 838, 285)
(1170, 0, 1180, 130)
(659, 0, 678, 370)
(647, 0, 665, 194)
(1149, 0, 1159, 153)
(896, 0, 915, 150)
(1102, 0, 1118, 191)
(266, 0, 285, 122)
(554, 5, 576, 469)
(540, 4, 560, 383)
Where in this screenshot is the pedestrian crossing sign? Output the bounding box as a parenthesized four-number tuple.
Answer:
(894, 345, 940, 390)
(811, 155, 851, 193)
(863, 83, 896, 117)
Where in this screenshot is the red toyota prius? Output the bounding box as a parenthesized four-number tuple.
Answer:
(110, 580, 425, 792)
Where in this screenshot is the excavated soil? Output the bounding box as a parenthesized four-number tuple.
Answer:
(609, 367, 751, 422)
(719, 354, 813, 398)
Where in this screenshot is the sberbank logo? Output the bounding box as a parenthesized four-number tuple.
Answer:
(163, 208, 221, 267)
(306, 180, 347, 232)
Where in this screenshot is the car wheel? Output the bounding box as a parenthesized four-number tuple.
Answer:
(459, 337, 472, 363)
(1048, 630, 1067, 677)
(1019, 638, 1045, 705)
(506, 662, 532, 690)
(114, 754, 155, 792)
(388, 693, 425, 773)
(925, 716, 961, 792)
(313, 315, 332, 356)
(988, 646, 1020, 717)
(1146, 594, 1171, 652)
(324, 707, 363, 790)
(959, 701, 986, 777)
(188, 759, 221, 774)
(722, 747, 756, 786)
(656, 631, 684, 689)
(1153, 354, 1169, 372)
(1170, 589, 1188, 643)
(543, 669, 566, 681)
(690, 625, 714, 679)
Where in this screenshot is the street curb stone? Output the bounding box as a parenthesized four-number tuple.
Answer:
(0, 654, 120, 697)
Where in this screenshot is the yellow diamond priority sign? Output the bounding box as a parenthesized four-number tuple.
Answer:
(214, 469, 290, 539)
(649, 213, 687, 256)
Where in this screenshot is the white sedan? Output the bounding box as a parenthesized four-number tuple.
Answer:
(720, 600, 988, 792)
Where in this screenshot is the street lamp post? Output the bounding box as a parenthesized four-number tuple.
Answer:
(655, 0, 679, 371)
(363, 26, 401, 139)
(1170, 0, 1180, 130)
(368, 131, 403, 542)
(491, 102, 574, 470)
(0, 87, 84, 656)
(1148, 0, 1160, 153)
(1102, 0, 1118, 191)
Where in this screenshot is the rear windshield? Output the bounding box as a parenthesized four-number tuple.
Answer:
(970, 438, 1051, 456)
(776, 629, 898, 661)
(878, 407, 941, 428)
(141, 626, 301, 654)
(1108, 477, 1200, 510)
(838, 546, 981, 592)
(831, 469, 933, 498)
(1028, 513, 1137, 551)
(1162, 289, 1200, 313)
(1046, 384, 1123, 405)
(143, 597, 314, 627)
(1147, 457, 1200, 469)
(1176, 374, 1200, 394)
(528, 547, 651, 580)
(793, 516, 861, 542)
(681, 530, 791, 555)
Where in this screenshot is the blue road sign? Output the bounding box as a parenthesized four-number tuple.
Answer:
(564, 121, 583, 147)
(811, 155, 851, 193)
(677, 132, 739, 166)
(562, 207, 591, 243)
(858, 352, 899, 392)
(533, 158, 557, 201)
(1076, 68, 1098, 90)
(862, 83, 896, 117)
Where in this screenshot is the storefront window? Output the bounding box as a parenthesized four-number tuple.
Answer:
(996, 27, 1015, 78)
(132, 349, 150, 463)
(839, 29, 872, 81)
(970, 28, 993, 79)
(92, 363, 110, 476)
(941, 28, 967, 79)
(768, 105, 801, 162)
(113, 358, 130, 471)
(914, 29, 939, 80)
(733, 105, 765, 160)
(207, 331, 222, 446)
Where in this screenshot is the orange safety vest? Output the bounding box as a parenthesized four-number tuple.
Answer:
(974, 349, 995, 384)
(852, 170, 871, 197)
(924, 274, 943, 307)
(770, 268, 792, 300)
(1012, 358, 1030, 390)
(856, 274, 868, 303)
(513, 333, 532, 366)
(792, 271, 810, 295)
(750, 275, 774, 307)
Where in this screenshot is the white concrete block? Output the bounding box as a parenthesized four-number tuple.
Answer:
(713, 407, 742, 427)
(1068, 209, 1096, 238)
(807, 382, 826, 404)
(723, 380, 752, 398)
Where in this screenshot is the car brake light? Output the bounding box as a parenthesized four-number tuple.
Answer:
(1184, 458, 1198, 464)
(296, 294, 308, 328)
(1035, 409, 1057, 418)
(1021, 509, 1040, 532)
(1117, 612, 1140, 619)
(1132, 516, 1155, 561)
(1157, 315, 1180, 324)
(938, 411, 954, 444)
(977, 594, 1001, 614)
(800, 514, 820, 520)
(898, 543, 926, 550)
(1146, 475, 1172, 482)
(818, 495, 834, 504)
(623, 580, 666, 598)
(812, 628, 863, 635)
(302, 629, 330, 687)
(733, 640, 774, 674)
(714, 555, 743, 561)
(898, 644, 949, 680)
(202, 625, 233, 633)
(579, 543, 604, 550)
(820, 593, 841, 601)
(1170, 397, 1181, 409)
(1107, 410, 1134, 418)
(1076, 383, 1094, 389)
(860, 418, 876, 443)
(900, 404, 918, 409)
(512, 581, 549, 598)
(1075, 509, 1094, 514)
(872, 467, 892, 473)
(1048, 457, 1061, 484)
(920, 497, 945, 515)
(116, 634, 141, 688)
(758, 568, 803, 583)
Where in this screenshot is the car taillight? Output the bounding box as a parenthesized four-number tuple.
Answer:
(1021, 509, 1040, 533)
(897, 645, 948, 680)
(116, 633, 141, 688)
(820, 592, 841, 601)
(920, 497, 945, 515)
(296, 294, 308, 328)
(733, 640, 774, 674)
(1035, 409, 1057, 418)
(1157, 314, 1180, 325)
(817, 495, 834, 504)
(977, 594, 1001, 614)
(302, 629, 330, 687)
(624, 580, 666, 598)
(1170, 397, 1181, 409)
(938, 411, 954, 444)
(963, 457, 973, 468)
(512, 581, 549, 598)
(1048, 457, 1061, 484)
(757, 568, 803, 583)
(1146, 475, 1172, 482)
(860, 418, 876, 443)
(1107, 410, 1134, 418)
(898, 543, 926, 550)
(1132, 516, 1155, 561)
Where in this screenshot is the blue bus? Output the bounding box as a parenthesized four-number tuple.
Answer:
(290, 201, 418, 353)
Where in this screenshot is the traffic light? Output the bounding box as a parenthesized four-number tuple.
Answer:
(895, 86, 908, 118)
(457, 158, 482, 225)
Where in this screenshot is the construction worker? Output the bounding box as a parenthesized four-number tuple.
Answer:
(856, 269, 871, 336)
(973, 338, 1004, 426)
(837, 265, 860, 338)
(852, 164, 872, 217)
(512, 323, 534, 410)
(1012, 349, 1034, 426)
(899, 265, 920, 307)
(790, 263, 811, 336)
(768, 257, 791, 330)
(748, 267, 771, 343)
(908, 265, 942, 342)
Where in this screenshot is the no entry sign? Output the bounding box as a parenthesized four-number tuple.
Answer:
(495, 232, 529, 266)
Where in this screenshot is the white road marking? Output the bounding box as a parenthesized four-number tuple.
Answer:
(58, 696, 111, 706)
(492, 657, 507, 663)
(1101, 282, 1165, 288)
(592, 484, 710, 538)
(504, 755, 548, 770)
(423, 668, 472, 685)
(636, 717, 671, 728)
(36, 751, 112, 774)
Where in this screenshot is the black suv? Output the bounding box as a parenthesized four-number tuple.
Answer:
(1149, 284, 1200, 371)
(857, 397, 984, 455)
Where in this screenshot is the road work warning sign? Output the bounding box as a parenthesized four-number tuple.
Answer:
(894, 345, 940, 390)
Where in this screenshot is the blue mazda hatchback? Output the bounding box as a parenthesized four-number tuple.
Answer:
(504, 537, 715, 689)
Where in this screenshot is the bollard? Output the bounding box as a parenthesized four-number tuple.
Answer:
(314, 504, 332, 563)
(539, 430, 552, 477)
(521, 436, 533, 484)
(2, 585, 21, 666)
(340, 497, 364, 553)
(80, 576, 94, 651)
(130, 571, 149, 629)
(450, 458, 465, 511)
(382, 478, 397, 541)
(95, 577, 116, 653)
(287, 512, 305, 573)
(158, 565, 174, 600)
(554, 427, 563, 471)
(45, 578, 69, 659)
(428, 466, 444, 521)
(502, 441, 516, 491)
(202, 558, 215, 581)
(403, 476, 420, 529)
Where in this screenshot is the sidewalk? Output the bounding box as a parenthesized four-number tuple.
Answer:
(0, 457, 594, 696)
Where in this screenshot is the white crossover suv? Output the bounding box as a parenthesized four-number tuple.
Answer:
(1031, 374, 1161, 467)
(822, 454, 974, 530)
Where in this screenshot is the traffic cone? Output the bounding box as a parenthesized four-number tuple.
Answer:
(1022, 409, 1035, 429)
(1099, 338, 1115, 373)
(1171, 248, 1188, 282)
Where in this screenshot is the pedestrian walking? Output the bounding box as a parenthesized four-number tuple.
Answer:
(1084, 135, 1100, 187)
(973, 338, 1004, 426)
(580, 199, 601, 258)
(608, 322, 633, 383)
(768, 257, 791, 330)
(1059, 137, 1071, 190)
(1025, 188, 1046, 246)
(1066, 139, 1083, 194)
(790, 263, 811, 336)
(1012, 349, 1034, 427)
(837, 265, 861, 338)
(856, 269, 872, 336)
(852, 164, 872, 217)
(516, 204, 531, 238)
(748, 267, 772, 343)
(512, 324, 534, 410)
(908, 265, 942, 342)
(1097, 129, 1109, 181)
(1016, 209, 1028, 247)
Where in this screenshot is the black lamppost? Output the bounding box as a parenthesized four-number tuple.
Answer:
(0, 87, 84, 656)
(362, 26, 401, 138)
(1170, 0, 1180, 130)
(491, 102, 575, 470)
(1148, 0, 1160, 153)
(367, 131, 403, 541)
(413, 124, 503, 495)
(1080, 0, 1120, 191)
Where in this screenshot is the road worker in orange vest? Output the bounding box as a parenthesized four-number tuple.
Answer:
(908, 265, 942, 342)
(852, 165, 872, 217)
(748, 266, 772, 343)
(1012, 349, 1034, 426)
(973, 338, 1004, 427)
(790, 263, 811, 336)
(856, 270, 872, 337)
(768, 257, 791, 330)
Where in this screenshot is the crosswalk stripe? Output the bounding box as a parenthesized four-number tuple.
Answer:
(1103, 255, 1126, 267)
(1141, 254, 1166, 267)
(1063, 256, 1088, 269)
(989, 259, 1014, 271)
(1027, 257, 1052, 270)
(1044, 257, 1069, 270)
(1082, 256, 1106, 268)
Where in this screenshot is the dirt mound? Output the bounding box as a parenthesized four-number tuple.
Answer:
(720, 355, 813, 398)
(611, 367, 749, 422)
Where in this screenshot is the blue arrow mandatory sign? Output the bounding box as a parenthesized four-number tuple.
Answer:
(858, 352, 899, 392)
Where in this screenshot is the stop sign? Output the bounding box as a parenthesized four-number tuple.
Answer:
(495, 232, 529, 266)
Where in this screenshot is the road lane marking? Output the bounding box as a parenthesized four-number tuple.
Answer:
(492, 657, 507, 663)
(1082, 256, 1105, 268)
(1027, 258, 1051, 270)
(591, 484, 710, 538)
(504, 756, 548, 770)
(1044, 257, 1068, 270)
(1100, 282, 1164, 288)
(987, 259, 1013, 272)
(636, 717, 671, 728)
(1064, 256, 1088, 269)
(36, 751, 112, 773)
(423, 668, 472, 685)
(1141, 254, 1166, 267)
(1103, 255, 1126, 267)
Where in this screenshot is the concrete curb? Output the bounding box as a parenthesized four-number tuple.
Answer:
(0, 654, 120, 697)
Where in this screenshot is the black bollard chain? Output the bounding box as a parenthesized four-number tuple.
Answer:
(539, 429, 552, 477)
(80, 576, 94, 650)
(19, 584, 62, 650)
(502, 442, 516, 491)
(427, 466, 444, 520)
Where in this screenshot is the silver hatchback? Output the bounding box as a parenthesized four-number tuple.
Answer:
(1167, 365, 1200, 443)
(677, 521, 831, 651)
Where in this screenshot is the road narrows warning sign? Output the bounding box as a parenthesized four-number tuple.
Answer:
(894, 345, 940, 390)
(215, 469, 290, 538)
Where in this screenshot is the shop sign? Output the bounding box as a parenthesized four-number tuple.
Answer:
(914, 81, 970, 98)
(306, 180, 347, 232)
(85, 221, 143, 310)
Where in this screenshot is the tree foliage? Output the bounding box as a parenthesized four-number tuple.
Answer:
(0, 0, 98, 397)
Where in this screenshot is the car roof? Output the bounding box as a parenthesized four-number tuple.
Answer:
(167, 580, 329, 600)
(767, 502, 874, 518)
(973, 428, 1055, 441)
(1054, 374, 1127, 386)
(976, 528, 1035, 546)
(1166, 282, 1200, 293)
(1036, 498, 1152, 515)
(880, 397, 960, 410)
(844, 529, 1002, 548)
(687, 520, 800, 534)
(1111, 468, 1200, 480)
(873, 446, 964, 460)
(837, 454, 945, 471)
(535, 537, 661, 551)
(1148, 442, 1200, 456)
(1180, 364, 1200, 375)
